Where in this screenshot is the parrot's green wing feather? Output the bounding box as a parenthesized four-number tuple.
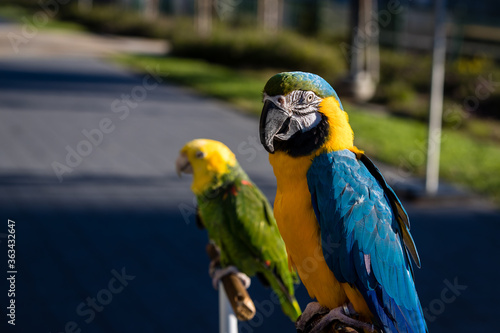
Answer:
(232, 173, 301, 321)
(197, 165, 301, 321)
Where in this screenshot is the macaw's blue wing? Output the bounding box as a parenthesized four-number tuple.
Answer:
(307, 150, 427, 333)
(358, 154, 421, 269)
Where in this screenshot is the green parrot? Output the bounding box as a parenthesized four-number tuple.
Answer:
(176, 138, 302, 321)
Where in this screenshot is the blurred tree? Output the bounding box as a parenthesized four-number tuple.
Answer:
(258, 0, 283, 32)
(298, 0, 320, 34)
(144, 0, 159, 19)
(347, 0, 379, 101)
(196, 0, 213, 37)
(79, 0, 93, 12)
(171, 0, 189, 16)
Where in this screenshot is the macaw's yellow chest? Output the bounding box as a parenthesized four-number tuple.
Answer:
(269, 152, 372, 318)
(269, 152, 347, 309)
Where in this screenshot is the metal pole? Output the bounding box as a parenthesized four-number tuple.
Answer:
(219, 282, 238, 333)
(425, 0, 447, 195)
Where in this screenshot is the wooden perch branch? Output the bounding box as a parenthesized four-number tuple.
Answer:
(206, 243, 256, 321)
(205, 244, 368, 331)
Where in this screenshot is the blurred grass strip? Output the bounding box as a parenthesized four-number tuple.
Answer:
(116, 54, 500, 202)
(117, 55, 267, 113)
(348, 108, 500, 202)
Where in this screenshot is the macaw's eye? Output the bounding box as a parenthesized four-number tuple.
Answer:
(195, 151, 205, 159)
(306, 93, 314, 103)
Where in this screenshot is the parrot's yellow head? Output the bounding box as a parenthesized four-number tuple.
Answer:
(176, 139, 237, 195)
(259, 71, 361, 158)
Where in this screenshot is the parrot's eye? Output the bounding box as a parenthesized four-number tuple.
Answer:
(195, 151, 205, 159)
(306, 93, 314, 103)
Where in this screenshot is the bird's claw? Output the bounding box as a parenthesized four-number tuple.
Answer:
(297, 302, 375, 333)
(296, 302, 330, 332)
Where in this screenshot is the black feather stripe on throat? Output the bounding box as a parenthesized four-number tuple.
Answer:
(274, 116, 329, 157)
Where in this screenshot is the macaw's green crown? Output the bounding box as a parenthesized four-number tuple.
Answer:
(263, 71, 343, 110)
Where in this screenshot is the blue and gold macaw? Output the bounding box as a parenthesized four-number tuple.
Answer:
(259, 72, 427, 333)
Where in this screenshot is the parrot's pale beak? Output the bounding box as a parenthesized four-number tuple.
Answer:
(175, 153, 192, 177)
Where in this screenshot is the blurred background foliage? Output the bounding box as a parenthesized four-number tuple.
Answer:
(4, 0, 499, 125)
(2, 0, 500, 200)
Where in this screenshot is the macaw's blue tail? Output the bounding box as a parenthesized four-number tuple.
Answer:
(361, 283, 428, 333)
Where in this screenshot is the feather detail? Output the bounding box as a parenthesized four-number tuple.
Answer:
(307, 150, 427, 333)
(359, 154, 421, 268)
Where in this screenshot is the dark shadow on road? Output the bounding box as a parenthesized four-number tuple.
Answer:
(0, 171, 497, 332)
(0, 202, 310, 333)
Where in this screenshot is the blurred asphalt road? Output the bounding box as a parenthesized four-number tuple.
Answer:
(0, 24, 498, 332)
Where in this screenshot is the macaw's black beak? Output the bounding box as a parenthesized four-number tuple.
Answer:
(259, 100, 292, 153)
(260, 99, 304, 153)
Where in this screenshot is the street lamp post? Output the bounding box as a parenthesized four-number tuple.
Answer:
(425, 0, 447, 195)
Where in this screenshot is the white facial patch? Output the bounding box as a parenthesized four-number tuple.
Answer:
(298, 111, 322, 132)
